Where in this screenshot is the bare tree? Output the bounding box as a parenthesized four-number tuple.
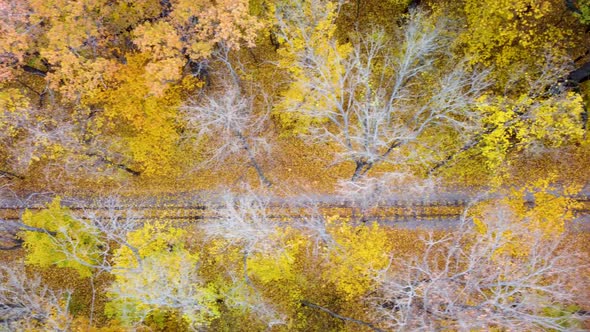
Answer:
(276, 8, 489, 180)
(0, 264, 71, 331)
(0, 106, 76, 178)
(0, 105, 141, 182)
(369, 203, 589, 331)
(200, 192, 278, 251)
(198, 192, 288, 328)
(337, 172, 437, 221)
(200, 191, 336, 254)
(182, 46, 273, 187)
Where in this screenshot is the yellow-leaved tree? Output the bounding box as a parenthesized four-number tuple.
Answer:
(20, 198, 104, 278)
(476, 92, 586, 172)
(321, 218, 390, 299)
(0, 0, 265, 182)
(274, 5, 489, 180)
(459, 0, 583, 87)
(470, 176, 582, 256)
(105, 222, 219, 329)
(273, 0, 352, 136)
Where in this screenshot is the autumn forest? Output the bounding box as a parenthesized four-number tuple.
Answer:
(1, 0, 590, 331)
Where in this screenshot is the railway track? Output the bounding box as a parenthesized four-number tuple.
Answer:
(1, 195, 589, 250)
(1, 196, 589, 223)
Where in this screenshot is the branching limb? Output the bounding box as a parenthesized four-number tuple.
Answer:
(301, 300, 385, 332)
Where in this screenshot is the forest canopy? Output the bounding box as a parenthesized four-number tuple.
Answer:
(0, 0, 589, 331)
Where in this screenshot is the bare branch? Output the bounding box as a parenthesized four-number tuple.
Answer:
(369, 202, 589, 331)
(301, 300, 385, 332)
(199, 192, 278, 252)
(276, 8, 489, 180)
(182, 48, 273, 187)
(0, 264, 71, 331)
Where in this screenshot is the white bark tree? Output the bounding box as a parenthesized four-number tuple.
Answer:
(0, 105, 141, 182)
(275, 8, 489, 180)
(198, 192, 289, 328)
(16, 196, 144, 276)
(369, 203, 589, 331)
(336, 171, 437, 221)
(0, 264, 71, 331)
(13, 196, 218, 329)
(105, 248, 215, 330)
(182, 45, 273, 187)
(200, 192, 278, 251)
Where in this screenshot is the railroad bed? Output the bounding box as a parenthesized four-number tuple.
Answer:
(2, 196, 589, 250)
(1, 196, 589, 223)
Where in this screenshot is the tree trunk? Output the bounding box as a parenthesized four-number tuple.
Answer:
(249, 156, 273, 188)
(429, 59, 590, 174)
(428, 129, 491, 175)
(86, 153, 141, 176)
(22, 65, 47, 77)
(408, 0, 421, 10)
(0, 169, 24, 180)
(237, 133, 272, 187)
(351, 160, 367, 181)
(300, 300, 385, 332)
(0, 220, 58, 250)
(567, 60, 590, 85)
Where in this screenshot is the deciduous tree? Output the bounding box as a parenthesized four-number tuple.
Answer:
(182, 46, 273, 187)
(275, 7, 489, 180)
(0, 264, 72, 331)
(105, 221, 219, 329)
(369, 201, 588, 331)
